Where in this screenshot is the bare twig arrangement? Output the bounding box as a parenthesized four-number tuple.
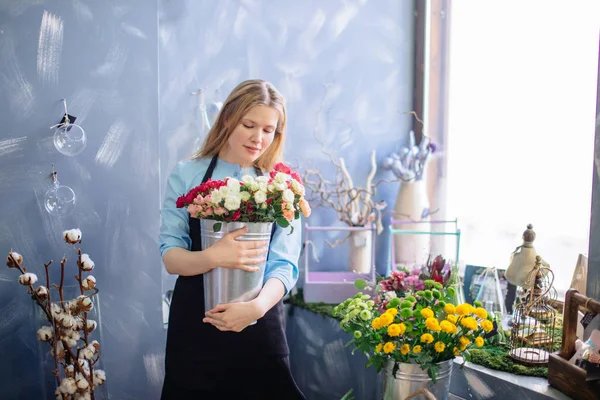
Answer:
(6, 229, 105, 400)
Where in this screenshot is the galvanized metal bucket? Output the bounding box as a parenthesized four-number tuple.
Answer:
(382, 359, 453, 400)
(200, 219, 272, 312)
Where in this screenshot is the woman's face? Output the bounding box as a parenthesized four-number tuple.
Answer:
(220, 105, 279, 167)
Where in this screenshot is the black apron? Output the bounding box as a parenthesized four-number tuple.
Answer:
(161, 155, 305, 399)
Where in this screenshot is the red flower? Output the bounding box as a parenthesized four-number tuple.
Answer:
(231, 210, 241, 221)
(291, 171, 303, 184)
(273, 162, 291, 174)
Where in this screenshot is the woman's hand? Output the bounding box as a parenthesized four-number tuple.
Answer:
(207, 226, 269, 272)
(203, 300, 266, 332)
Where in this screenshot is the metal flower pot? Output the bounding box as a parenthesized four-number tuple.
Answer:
(382, 359, 453, 400)
(200, 219, 272, 312)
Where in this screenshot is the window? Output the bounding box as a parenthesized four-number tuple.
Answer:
(446, 1, 600, 298)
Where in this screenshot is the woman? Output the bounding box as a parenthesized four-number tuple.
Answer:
(159, 80, 305, 399)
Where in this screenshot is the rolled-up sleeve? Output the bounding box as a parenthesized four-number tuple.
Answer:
(159, 163, 191, 258)
(263, 217, 302, 296)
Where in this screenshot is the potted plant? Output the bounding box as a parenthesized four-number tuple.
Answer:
(333, 281, 494, 399)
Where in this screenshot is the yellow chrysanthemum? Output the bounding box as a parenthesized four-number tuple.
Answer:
(460, 317, 478, 331)
(383, 342, 396, 354)
(420, 308, 434, 319)
(459, 336, 470, 351)
(453, 347, 460, 356)
(400, 344, 410, 355)
(455, 303, 473, 316)
(475, 337, 484, 347)
(440, 320, 457, 334)
(420, 333, 434, 344)
(446, 314, 458, 324)
(387, 323, 403, 337)
(444, 303, 456, 314)
(413, 345, 422, 354)
(480, 319, 493, 333)
(434, 341, 446, 353)
(372, 318, 382, 330)
(376, 343, 383, 352)
(425, 317, 441, 331)
(474, 307, 488, 319)
(380, 313, 394, 327)
(386, 308, 398, 317)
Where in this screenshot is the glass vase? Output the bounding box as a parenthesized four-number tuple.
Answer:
(34, 285, 108, 399)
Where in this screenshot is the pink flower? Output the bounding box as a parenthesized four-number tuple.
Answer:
(203, 207, 214, 216)
(283, 209, 294, 222)
(214, 206, 226, 216)
(187, 204, 202, 216)
(299, 198, 311, 217)
(194, 194, 205, 204)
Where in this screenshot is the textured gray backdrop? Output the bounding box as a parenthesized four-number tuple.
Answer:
(0, 0, 417, 399)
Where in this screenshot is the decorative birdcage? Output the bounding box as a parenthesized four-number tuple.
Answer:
(509, 255, 558, 365)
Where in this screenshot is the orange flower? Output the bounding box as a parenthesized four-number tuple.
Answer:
(282, 208, 294, 222)
(299, 198, 311, 217)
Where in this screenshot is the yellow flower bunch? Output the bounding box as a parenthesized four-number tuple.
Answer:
(333, 281, 497, 381)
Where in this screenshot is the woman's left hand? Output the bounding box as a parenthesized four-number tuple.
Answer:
(203, 300, 266, 332)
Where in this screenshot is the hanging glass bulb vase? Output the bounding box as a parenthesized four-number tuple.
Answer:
(44, 164, 76, 217)
(51, 99, 87, 156)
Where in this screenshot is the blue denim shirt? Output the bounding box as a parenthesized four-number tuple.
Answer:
(159, 157, 301, 295)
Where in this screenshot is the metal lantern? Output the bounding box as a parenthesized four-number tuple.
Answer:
(509, 255, 558, 365)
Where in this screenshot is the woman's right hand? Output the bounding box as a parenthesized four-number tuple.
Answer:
(207, 226, 269, 272)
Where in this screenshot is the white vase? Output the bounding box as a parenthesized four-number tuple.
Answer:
(393, 180, 431, 266)
(348, 230, 372, 274)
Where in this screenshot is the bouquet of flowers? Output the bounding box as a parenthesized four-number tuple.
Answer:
(176, 162, 311, 232)
(333, 282, 495, 381)
(6, 229, 106, 400)
(374, 255, 458, 311)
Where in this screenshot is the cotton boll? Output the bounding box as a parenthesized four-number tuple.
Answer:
(91, 340, 100, 352)
(62, 314, 75, 329)
(36, 326, 54, 341)
(36, 285, 48, 298)
(18, 272, 37, 285)
(75, 373, 89, 390)
(77, 295, 93, 312)
(81, 276, 96, 290)
(93, 369, 106, 386)
(63, 229, 82, 244)
(85, 320, 97, 333)
(64, 364, 75, 378)
(80, 254, 94, 271)
(7, 251, 23, 268)
(59, 377, 77, 395)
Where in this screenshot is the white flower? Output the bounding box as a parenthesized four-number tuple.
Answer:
(273, 181, 287, 191)
(75, 373, 89, 390)
(274, 172, 289, 184)
(86, 319, 97, 333)
(240, 191, 251, 201)
(36, 285, 48, 298)
(37, 326, 54, 341)
(224, 194, 241, 211)
(93, 369, 106, 386)
(7, 251, 23, 268)
(291, 179, 305, 196)
(226, 177, 240, 192)
(384, 291, 397, 301)
(63, 229, 82, 244)
(241, 175, 256, 186)
(218, 185, 229, 198)
(80, 254, 94, 271)
(260, 203, 267, 210)
(253, 190, 267, 204)
(18, 272, 37, 286)
(209, 188, 222, 204)
(59, 377, 77, 395)
(282, 189, 295, 204)
(267, 183, 274, 192)
(255, 176, 268, 191)
(81, 275, 96, 290)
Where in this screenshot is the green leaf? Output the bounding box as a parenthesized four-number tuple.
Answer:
(213, 222, 222, 232)
(276, 217, 290, 228)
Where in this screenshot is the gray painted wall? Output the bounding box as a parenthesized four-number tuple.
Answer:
(0, 2, 162, 399)
(0, 0, 415, 399)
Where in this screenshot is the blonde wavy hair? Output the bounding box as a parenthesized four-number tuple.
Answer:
(192, 79, 287, 171)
